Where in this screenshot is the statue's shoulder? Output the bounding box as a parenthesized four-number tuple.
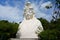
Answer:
(35, 18, 41, 22)
(35, 18, 42, 25)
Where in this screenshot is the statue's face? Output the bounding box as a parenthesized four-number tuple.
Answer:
(24, 3, 34, 20)
(24, 9, 34, 20)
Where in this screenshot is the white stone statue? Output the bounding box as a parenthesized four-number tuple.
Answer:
(16, 1, 43, 39)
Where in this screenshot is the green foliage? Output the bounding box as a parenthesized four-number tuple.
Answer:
(0, 20, 19, 40)
(37, 18, 60, 40)
(49, 19, 60, 30)
(38, 18, 50, 30)
(38, 29, 59, 40)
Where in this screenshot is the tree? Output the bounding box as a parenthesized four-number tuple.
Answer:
(37, 18, 60, 40)
(38, 18, 50, 30)
(0, 20, 19, 40)
(52, 0, 60, 20)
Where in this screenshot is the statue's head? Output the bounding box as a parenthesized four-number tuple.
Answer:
(24, 2, 35, 20)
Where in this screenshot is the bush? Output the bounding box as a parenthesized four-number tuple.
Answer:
(0, 33, 9, 40)
(0, 20, 19, 40)
(38, 18, 60, 40)
(38, 18, 50, 30)
(38, 29, 59, 40)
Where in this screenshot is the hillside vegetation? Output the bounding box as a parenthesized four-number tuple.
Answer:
(0, 20, 19, 40)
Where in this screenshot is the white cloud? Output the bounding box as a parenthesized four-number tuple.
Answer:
(31, 1, 52, 21)
(0, 5, 22, 23)
(31, 3, 46, 18)
(40, 1, 52, 8)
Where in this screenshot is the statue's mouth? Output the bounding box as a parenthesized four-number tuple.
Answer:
(25, 15, 33, 20)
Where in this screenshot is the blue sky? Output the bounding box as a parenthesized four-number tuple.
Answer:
(0, 0, 55, 23)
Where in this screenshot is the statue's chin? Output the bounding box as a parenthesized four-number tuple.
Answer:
(26, 17, 31, 20)
(25, 16, 33, 20)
